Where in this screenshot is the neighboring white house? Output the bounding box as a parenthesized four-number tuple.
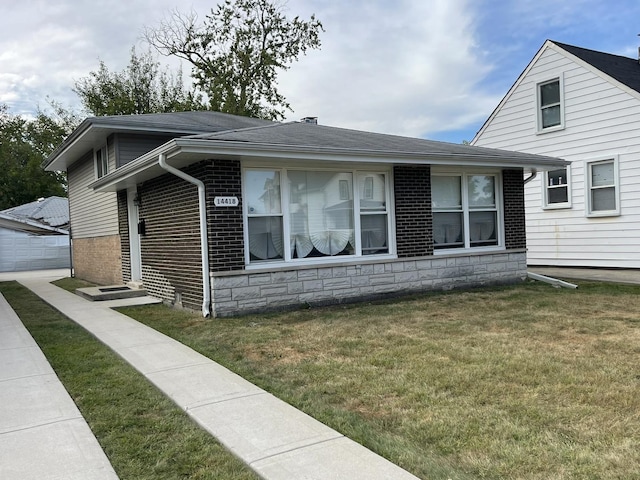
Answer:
(0, 196, 70, 272)
(472, 40, 640, 269)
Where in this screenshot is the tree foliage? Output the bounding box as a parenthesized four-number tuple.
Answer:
(73, 47, 205, 116)
(145, 0, 323, 120)
(0, 104, 74, 209)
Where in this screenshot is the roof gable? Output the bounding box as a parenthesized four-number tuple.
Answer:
(473, 40, 640, 143)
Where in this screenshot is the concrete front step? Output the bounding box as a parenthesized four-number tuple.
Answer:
(76, 285, 148, 302)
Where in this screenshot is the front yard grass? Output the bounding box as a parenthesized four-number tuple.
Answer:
(0, 281, 258, 480)
(118, 280, 640, 480)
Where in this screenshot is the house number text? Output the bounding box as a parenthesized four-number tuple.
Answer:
(214, 196, 239, 207)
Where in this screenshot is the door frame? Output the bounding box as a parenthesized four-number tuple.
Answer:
(127, 187, 142, 282)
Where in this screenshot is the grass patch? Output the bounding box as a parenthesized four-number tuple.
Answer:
(0, 281, 258, 480)
(52, 276, 97, 292)
(118, 280, 640, 480)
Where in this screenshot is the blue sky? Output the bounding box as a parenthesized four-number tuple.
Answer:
(1, 0, 640, 144)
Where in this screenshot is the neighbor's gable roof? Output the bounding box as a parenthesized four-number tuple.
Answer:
(91, 121, 568, 193)
(44, 111, 274, 171)
(472, 40, 640, 143)
(553, 41, 640, 94)
(0, 196, 69, 234)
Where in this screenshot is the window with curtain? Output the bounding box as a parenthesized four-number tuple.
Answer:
(244, 168, 391, 264)
(289, 170, 355, 258)
(245, 170, 284, 261)
(432, 173, 500, 250)
(359, 173, 388, 255)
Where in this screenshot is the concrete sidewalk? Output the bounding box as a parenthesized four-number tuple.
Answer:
(0, 291, 118, 479)
(7, 271, 419, 480)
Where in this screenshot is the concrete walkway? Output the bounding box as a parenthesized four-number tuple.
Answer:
(0, 283, 118, 478)
(2, 270, 419, 480)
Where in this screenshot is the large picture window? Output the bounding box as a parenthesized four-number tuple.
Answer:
(432, 173, 501, 250)
(244, 168, 391, 264)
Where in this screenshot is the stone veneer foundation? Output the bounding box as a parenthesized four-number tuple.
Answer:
(210, 250, 527, 317)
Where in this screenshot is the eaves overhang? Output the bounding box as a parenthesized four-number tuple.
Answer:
(91, 137, 569, 193)
(0, 213, 69, 235)
(42, 119, 228, 172)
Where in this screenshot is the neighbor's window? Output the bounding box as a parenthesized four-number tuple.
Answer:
(586, 158, 619, 216)
(244, 168, 391, 264)
(432, 173, 500, 250)
(95, 145, 108, 178)
(544, 167, 571, 208)
(537, 78, 563, 132)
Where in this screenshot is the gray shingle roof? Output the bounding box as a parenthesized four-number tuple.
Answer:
(86, 110, 275, 132)
(554, 41, 640, 94)
(1, 196, 69, 228)
(187, 121, 564, 163)
(44, 111, 275, 170)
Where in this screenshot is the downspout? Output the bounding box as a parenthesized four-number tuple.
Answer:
(158, 153, 211, 317)
(524, 168, 537, 184)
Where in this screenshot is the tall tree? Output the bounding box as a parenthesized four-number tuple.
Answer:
(73, 47, 205, 116)
(145, 0, 323, 121)
(0, 104, 72, 209)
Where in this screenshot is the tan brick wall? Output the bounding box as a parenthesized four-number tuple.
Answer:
(72, 235, 123, 285)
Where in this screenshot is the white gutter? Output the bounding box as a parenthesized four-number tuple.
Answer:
(158, 153, 211, 317)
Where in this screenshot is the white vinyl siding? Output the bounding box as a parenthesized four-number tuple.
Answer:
(68, 151, 119, 239)
(473, 43, 640, 268)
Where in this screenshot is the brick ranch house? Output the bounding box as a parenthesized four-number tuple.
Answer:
(44, 112, 567, 317)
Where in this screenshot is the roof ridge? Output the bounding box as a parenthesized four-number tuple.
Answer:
(186, 121, 291, 139)
(551, 40, 634, 61)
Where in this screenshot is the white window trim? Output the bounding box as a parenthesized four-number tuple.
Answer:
(535, 74, 565, 134)
(585, 155, 620, 218)
(431, 169, 505, 255)
(94, 144, 108, 179)
(242, 164, 396, 268)
(542, 165, 572, 209)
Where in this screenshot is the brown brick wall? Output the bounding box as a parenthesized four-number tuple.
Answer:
(394, 165, 433, 257)
(502, 169, 527, 250)
(72, 235, 122, 285)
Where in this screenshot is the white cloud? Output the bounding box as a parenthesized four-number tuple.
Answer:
(279, 0, 497, 137)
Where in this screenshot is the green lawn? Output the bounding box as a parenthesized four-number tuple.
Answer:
(4, 278, 639, 479)
(116, 280, 640, 480)
(0, 281, 258, 480)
